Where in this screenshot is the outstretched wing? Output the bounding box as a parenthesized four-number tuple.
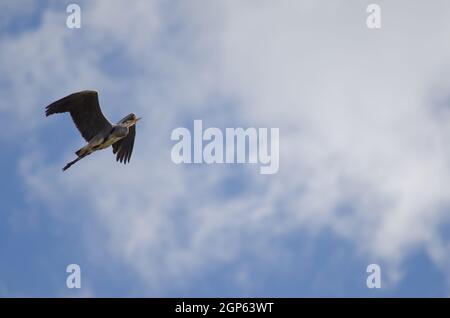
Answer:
(45, 90, 112, 142)
(112, 125, 136, 164)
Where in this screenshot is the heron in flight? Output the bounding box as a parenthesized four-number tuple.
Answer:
(45, 90, 141, 171)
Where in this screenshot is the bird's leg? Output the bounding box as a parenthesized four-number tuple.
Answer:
(62, 153, 89, 171)
(63, 157, 81, 171)
(64, 137, 104, 171)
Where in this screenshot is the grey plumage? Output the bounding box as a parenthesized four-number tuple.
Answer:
(45, 90, 141, 171)
(113, 124, 136, 164)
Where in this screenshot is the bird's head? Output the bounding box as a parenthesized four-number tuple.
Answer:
(119, 113, 142, 128)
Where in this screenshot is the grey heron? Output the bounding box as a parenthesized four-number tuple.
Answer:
(45, 90, 141, 171)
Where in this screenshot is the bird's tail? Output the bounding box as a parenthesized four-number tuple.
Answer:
(75, 144, 90, 157)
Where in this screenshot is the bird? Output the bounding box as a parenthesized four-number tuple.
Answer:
(45, 90, 141, 171)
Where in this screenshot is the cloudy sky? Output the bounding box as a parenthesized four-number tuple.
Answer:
(1, 0, 450, 297)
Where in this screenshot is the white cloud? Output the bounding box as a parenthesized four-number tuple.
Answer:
(2, 0, 450, 294)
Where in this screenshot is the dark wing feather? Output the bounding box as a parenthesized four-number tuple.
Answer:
(112, 125, 136, 164)
(45, 90, 112, 142)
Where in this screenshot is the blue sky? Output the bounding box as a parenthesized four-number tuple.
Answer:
(1, 0, 450, 297)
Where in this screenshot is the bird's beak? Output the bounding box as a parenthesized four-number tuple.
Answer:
(135, 117, 142, 123)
